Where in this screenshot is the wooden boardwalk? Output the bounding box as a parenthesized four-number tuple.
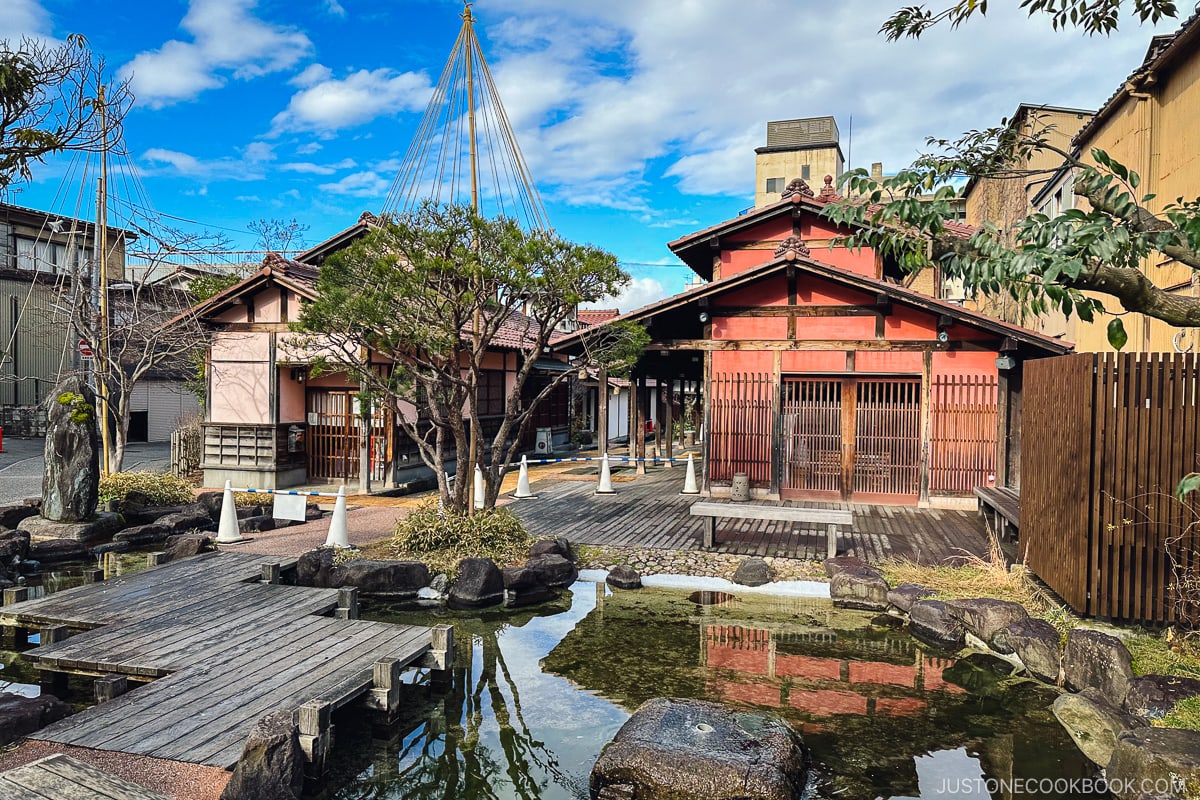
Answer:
(512, 466, 992, 564)
(0, 553, 447, 770)
(0, 754, 170, 800)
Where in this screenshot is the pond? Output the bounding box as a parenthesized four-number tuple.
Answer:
(315, 582, 1102, 800)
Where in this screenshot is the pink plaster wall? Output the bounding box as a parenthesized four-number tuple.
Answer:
(278, 371, 305, 423)
(210, 362, 271, 423)
(255, 288, 282, 323)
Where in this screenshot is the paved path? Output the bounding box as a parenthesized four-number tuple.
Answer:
(0, 441, 171, 507)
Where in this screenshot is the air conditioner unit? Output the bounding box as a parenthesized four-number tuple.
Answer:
(535, 427, 553, 453)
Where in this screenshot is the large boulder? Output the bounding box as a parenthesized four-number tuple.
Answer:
(530, 537, 572, 560)
(946, 598, 1029, 651)
(0, 529, 30, 561)
(607, 565, 643, 590)
(1064, 628, 1135, 704)
(908, 600, 965, 650)
(296, 548, 337, 588)
(220, 709, 305, 800)
(830, 566, 888, 611)
(156, 508, 217, 534)
(823, 556, 866, 578)
(1107, 728, 1200, 800)
(0, 692, 72, 747)
(733, 558, 773, 587)
(448, 558, 505, 608)
(18, 512, 121, 543)
(1051, 688, 1146, 767)
(163, 534, 215, 563)
(525, 554, 578, 588)
(195, 490, 225, 521)
(113, 523, 172, 547)
(329, 560, 430, 597)
(0, 504, 39, 530)
(1124, 674, 1200, 720)
(238, 515, 276, 533)
(993, 618, 1061, 684)
(590, 697, 808, 800)
(28, 539, 90, 566)
(41, 377, 100, 523)
(887, 583, 935, 613)
(500, 566, 557, 607)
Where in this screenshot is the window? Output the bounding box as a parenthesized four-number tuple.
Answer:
(765, 177, 785, 193)
(15, 237, 70, 274)
(801, 164, 811, 180)
(478, 370, 506, 416)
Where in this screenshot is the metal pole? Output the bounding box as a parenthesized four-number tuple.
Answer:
(96, 85, 111, 477)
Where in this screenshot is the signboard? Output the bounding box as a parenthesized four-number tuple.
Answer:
(78, 339, 93, 359)
(272, 493, 307, 522)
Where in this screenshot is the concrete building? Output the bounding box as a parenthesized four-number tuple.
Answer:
(754, 117, 844, 208)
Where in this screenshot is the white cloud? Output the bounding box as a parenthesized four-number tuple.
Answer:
(295, 141, 323, 155)
(318, 170, 390, 197)
(324, 0, 346, 17)
(243, 141, 275, 163)
(0, 0, 53, 39)
(140, 147, 266, 181)
(589, 276, 670, 314)
(290, 63, 332, 87)
(279, 158, 356, 175)
(120, 0, 312, 108)
(271, 67, 432, 133)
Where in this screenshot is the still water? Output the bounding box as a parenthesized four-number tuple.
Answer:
(318, 582, 1102, 800)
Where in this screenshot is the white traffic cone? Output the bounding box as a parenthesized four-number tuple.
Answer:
(216, 480, 245, 544)
(513, 455, 536, 499)
(474, 465, 485, 510)
(595, 453, 616, 494)
(681, 453, 700, 495)
(324, 486, 350, 548)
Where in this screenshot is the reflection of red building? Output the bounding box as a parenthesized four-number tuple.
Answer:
(702, 624, 964, 720)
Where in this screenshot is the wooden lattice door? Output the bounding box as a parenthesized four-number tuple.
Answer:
(780, 376, 921, 502)
(306, 389, 389, 482)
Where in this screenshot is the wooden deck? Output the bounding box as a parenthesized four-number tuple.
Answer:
(0, 553, 445, 770)
(513, 465, 992, 564)
(0, 754, 170, 800)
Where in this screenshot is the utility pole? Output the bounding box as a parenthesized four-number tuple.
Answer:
(96, 84, 112, 477)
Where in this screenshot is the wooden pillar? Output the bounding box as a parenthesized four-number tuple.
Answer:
(358, 377, 371, 496)
(261, 562, 281, 584)
(598, 367, 609, 457)
(367, 657, 403, 724)
(631, 375, 644, 475)
(840, 380, 857, 501)
(995, 367, 1011, 487)
(336, 587, 359, 620)
(770, 351, 782, 496)
(429, 624, 454, 691)
(39, 669, 68, 699)
(663, 379, 674, 468)
(95, 674, 128, 704)
(918, 349, 934, 505)
(702, 352, 713, 493)
(298, 701, 334, 777)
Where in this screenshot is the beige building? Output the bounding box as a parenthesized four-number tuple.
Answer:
(754, 116, 844, 208)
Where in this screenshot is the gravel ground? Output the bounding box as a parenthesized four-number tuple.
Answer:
(0, 741, 229, 800)
(577, 544, 826, 582)
(228, 504, 409, 556)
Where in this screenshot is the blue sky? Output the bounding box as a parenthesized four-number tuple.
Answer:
(0, 0, 1180, 310)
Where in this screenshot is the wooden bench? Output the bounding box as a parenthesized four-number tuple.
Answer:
(974, 486, 1019, 541)
(689, 501, 854, 558)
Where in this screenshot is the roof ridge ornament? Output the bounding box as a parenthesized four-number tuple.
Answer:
(817, 174, 840, 203)
(781, 177, 814, 200)
(359, 211, 379, 224)
(775, 235, 811, 259)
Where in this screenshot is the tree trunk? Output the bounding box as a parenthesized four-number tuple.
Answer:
(110, 387, 130, 473)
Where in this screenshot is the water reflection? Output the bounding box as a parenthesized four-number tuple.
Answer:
(321, 583, 1102, 800)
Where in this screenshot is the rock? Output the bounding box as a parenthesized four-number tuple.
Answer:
(0, 504, 39, 530)
(0, 692, 73, 747)
(92, 540, 132, 556)
(305, 504, 323, 521)
(296, 548, 337, 588)
(823, 556, 866, 578)
(946, 598, 1029, 651)
(530, 537, 572, 560)
(1124, 674, 1200, 720)
(238, 515, 276, 533)
(15, 558, 40, 575)
(196, 490, 225, 521)
(429, 573, 450, 594)
(156, 509, 217, 534)
(830, 566, 889, 611)
(1052, 688, 1146, 767)
(994, 618, 1061, 683)
(590, 697, 808, 800)
(18, 512, 122, 543)
(329, 560, 430, 597)
(220, 708, 305, 800)
(887, 583, 935, 613)
(909, 600, 965, 650)
(113, 523, 172, 547)
(163, 534, 215, 562)
(28, 539, 90, 565)
(1064, 628, 1135, 704)
(1107, 728, 1200, 800)
(40, 377, 100, 523)
(237, 505, 269, 520)
(733, 557, 773, 587)
(525, 554, 578, 588)
(607, 565, 643, 590)
(502, 566, 541, 591)
(0, 529, 30, 561)
(448, 558, 505, 608)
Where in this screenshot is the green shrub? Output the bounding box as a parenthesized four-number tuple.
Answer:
(391, 501, 533, 575)
(99, 471, 195, 506)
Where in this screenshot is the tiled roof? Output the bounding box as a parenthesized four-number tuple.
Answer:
(578, 308, 620, 326)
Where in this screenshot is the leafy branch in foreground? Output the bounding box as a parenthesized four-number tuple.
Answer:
(880, 0, 1179, 41)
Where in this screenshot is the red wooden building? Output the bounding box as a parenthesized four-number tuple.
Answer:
(558, 178, 1071, 505)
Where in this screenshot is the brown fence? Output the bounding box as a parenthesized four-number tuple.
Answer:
(1023, 352, 1200, 624)
(708, 372, 773, 485)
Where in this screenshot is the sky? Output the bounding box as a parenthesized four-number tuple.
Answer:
(0, 0, 1183, 310)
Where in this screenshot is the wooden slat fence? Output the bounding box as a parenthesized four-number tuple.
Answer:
(1023, 352, 1200, 624)
(709, 372, 773, 485)
(928, 375, 998, 494)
